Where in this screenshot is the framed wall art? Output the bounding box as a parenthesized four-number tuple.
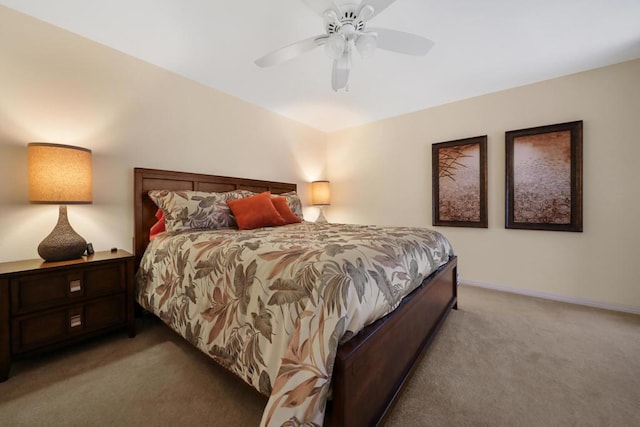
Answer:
(505, 120, 583, 232)
(432, 135, 488, 228)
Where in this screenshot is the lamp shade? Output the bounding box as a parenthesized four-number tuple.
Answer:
(311, 180, 330, 206)
(28, 143, 92, 204)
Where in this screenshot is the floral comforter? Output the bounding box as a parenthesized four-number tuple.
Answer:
(136, 222, 453, 426)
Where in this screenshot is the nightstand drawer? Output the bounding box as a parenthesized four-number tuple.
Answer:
(11, 294, 126, 354)
(10, 263, 125, 315)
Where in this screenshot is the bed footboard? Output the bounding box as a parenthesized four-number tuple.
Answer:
(331, 256, 457, 427)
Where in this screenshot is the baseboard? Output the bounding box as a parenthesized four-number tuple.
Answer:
(460, 279, 640, 315)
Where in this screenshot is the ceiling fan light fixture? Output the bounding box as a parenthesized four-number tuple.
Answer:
(341, 23, 356, 39)
(325, 33, 345, 59)
(355, 33, 377, 57)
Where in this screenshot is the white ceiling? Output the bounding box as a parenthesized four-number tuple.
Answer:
(2, 0, 640, 132)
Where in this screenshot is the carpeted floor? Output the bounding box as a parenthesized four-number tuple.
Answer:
(1, 285, 638, 426)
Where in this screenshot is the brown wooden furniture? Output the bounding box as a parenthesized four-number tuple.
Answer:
(133, 167, 457, 427)
(0, 250, 136, 382)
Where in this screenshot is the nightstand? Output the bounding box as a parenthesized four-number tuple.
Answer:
(0, 250, 136, 382)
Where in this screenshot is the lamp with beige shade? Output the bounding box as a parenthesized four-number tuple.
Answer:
(311, 180, 330, 223)
(28, 143, 92, 262)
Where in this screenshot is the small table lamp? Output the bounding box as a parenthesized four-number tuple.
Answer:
(311, 180, 330, 223)
(28, 143, 92, 262)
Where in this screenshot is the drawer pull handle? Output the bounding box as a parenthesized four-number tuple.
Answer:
(70, 314, 82, 328)
(69, 280, 82, 293)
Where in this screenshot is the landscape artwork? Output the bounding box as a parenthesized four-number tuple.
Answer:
(506, 121, 583, 232)
(513, 131, 571, 223)
(432, 136, 487, 228)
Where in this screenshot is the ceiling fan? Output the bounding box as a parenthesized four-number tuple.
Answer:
(254, 0, 434, 92)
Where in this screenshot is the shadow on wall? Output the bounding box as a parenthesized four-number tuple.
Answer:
(0, 140, 28, 205)
(0, 141, 35, 260)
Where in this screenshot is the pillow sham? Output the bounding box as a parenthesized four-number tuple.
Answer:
(227, 192, 286, 230)
(271, 196, 302, 224)
(149, 189, 250, 232)
(149, 209, 166, 240)
(279, 191, 304, 220)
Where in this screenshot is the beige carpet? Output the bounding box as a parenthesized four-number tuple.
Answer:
(1, 286, 638, 426)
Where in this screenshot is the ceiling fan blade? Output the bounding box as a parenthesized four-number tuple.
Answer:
(358, 0, 397, 21)
(301, 0, 340, 18)
(331, 62, 349, 91)
(369, 27, 434, 56)
(255, 35, 328, 67)
(331, 53, 350, 91)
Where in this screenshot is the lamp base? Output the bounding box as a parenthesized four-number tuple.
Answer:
(38, 205, 87, 262)
(315, 207, 328, 223)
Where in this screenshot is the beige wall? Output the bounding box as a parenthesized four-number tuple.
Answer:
(327, 59, 640, 309)
(0, 7, 327, 262)
(2, 6, 638, 310)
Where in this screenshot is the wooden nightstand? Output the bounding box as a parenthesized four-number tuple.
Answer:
(0, 250, 136, 382)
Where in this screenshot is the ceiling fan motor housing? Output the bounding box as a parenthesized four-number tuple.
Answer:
(326, 7, 365, 39)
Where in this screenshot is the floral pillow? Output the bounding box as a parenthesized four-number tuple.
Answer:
(279, 191, 304, 221)
(149, 189, 252, 232)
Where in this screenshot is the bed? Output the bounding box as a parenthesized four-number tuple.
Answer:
(133, 167, 458, 427)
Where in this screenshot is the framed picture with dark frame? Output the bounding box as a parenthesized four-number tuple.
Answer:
(432, 135, 488, 228)
(505, 120, 583, 232)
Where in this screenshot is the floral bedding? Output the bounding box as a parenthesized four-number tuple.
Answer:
(136, 222, 454, 426)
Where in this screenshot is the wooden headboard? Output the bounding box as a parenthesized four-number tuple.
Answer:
(133, 168, 297, 267)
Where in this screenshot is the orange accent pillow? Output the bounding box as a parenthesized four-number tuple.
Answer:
(271, 196, 302, 224)
(149, 209, 166, 240)
(227, 192, 286, 230)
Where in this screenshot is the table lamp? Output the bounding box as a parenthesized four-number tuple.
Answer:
(311, 180, 330, 223)
(28, 143, 92, 262)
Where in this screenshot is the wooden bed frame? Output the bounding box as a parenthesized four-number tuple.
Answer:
(133, 167, 458, 427)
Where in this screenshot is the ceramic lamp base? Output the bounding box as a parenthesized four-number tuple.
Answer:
(38, 205, 87, 262)
(315, 206, 328, 223)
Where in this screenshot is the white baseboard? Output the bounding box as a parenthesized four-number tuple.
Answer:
(460, 279, 640, 315)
